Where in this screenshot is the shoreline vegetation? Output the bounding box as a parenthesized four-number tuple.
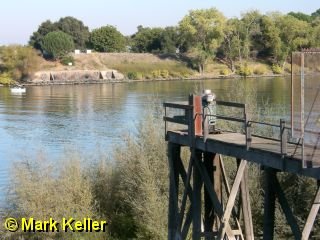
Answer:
(1, 7, 320, 86)
(1, 52, 291, 87)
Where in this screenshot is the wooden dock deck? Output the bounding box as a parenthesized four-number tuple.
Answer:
(167, 130, 320, 179)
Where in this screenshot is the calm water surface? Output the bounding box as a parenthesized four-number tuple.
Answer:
(0, 77, 291, 202)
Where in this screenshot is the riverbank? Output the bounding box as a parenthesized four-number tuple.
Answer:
(1, 52, 291, 86)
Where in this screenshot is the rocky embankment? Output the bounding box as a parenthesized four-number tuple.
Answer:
(29, 70, 124, 85)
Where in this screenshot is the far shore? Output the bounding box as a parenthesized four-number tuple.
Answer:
(0, 73, 291, 88)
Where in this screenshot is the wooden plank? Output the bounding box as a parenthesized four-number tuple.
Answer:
(193, 154, 236, 239)
(168, 143, 181, 240)
(263, 167, 276, 240)
(178, 155, 193, 231)
(203, 152, 216, 234)
(182, 206, 192, 239)
(240, 161, 254, 240)
(302, 186, 320, 240)
(221, 156, 244, 239)
(216, 100, 246, 108)
(273, 175, 301, 240)
(216, 114, 245, 123)
(163, 116, 188, 125)
(192, 150, 202, 240)
(166, 131, 320, 179)
(218, 160, 247, 239)
(163, 102, 193, 110)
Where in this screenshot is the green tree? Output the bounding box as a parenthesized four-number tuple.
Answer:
(0, 45, 40, 81)
(29, 20, 58, 51)
(56, 16, 90, 50)
(220, 18, 242, 72)
(311, 25, 320, 47)
(288, 12, 312, 22)
(90, 25, 126, 52)
(179, 8, 226, 74)
(160, 27, 179, 53)
(276, 15, 311, 67)
(311, 8, 320, 19)
(131, 26, 163, 53)
(239, 10, 262, 60)
(257, 15, 282, 62)
(131, 26, 178, 53)
(41, 31, 74, 60)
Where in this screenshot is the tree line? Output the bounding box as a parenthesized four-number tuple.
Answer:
(29, 8, 320, 72)
(1, 7, 320, 84)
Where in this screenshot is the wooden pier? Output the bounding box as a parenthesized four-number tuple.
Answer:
(164, 94, 320, 240)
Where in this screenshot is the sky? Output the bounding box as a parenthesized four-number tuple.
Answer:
(0, 0, 319, 45)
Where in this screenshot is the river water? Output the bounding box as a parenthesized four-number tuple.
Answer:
(0, 77, 291, 204)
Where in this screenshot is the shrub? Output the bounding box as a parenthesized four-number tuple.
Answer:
(60, 55, 75, 66)
(127, 71, 143, 80)
(169, 71, 183, 78)
(0, 46, 40, 81)
(220, 68, 230, 76)
(271, 64, 283, 74)
(151, 70, 161, 78)
(237, 63, 253, 77)
(253, 65, 268, 75)
(0, 73, 15, 85)
(5, 156, 103, 239)
(160, 69, 169, 78)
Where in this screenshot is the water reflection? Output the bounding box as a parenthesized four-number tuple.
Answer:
(0, 77, 291, 198)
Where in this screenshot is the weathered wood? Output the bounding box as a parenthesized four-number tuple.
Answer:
(220, 156, 244, 239)
(213, 154, 222, 231)
(193, 154, 236, 239)
(166, 131, 320, 179)
(216, 100, 246, 108)
(263, 167, 276, 240)
(168, 143, 181, 240)
(182, 205, 192, 239)
(204, 152, 222, 235)
(218, 160, 247, 239)
(301, 185, 320, 240)
(204, 152, 215, 234)
(240, 161, 254, 240)
(163, 102, 193, 110)
(192, 150, 202, 240)
(273, 175, 301, 240)
(178, 155, 193, 231)
(280, 119, 287, 156)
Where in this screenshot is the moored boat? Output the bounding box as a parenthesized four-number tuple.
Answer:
(10, 85, 26, 94)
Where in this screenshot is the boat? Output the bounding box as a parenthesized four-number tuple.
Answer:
(10, 85, 26, 94)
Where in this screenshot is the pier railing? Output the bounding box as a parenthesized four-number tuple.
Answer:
(164, 98, 291, 157)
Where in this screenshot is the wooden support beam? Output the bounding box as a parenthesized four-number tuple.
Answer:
(220, 156, 244, 239)
(177, 155, 193, 231)
(192, 150, 202, 240)
(218, 159, 247, 239)
(240, 161, 254, 240)
(302, 185, 320, 240)
(168, 143, 181, 240)
(182, 206, 193, 239)
(194, 154, 236, 239)
(204, 152, 220, 234)
(263, 167, 276, 240)
(273, 175, 301, 240)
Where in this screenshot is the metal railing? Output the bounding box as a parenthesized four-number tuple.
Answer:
(164, 99, 290, 156)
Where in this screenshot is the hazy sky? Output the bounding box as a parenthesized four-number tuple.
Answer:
(0, 0, 319, 45)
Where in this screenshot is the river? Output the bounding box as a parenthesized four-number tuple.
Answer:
(0, 77, 291, 205)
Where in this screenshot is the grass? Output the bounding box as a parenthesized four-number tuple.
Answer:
(70, 53, 194, 80)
